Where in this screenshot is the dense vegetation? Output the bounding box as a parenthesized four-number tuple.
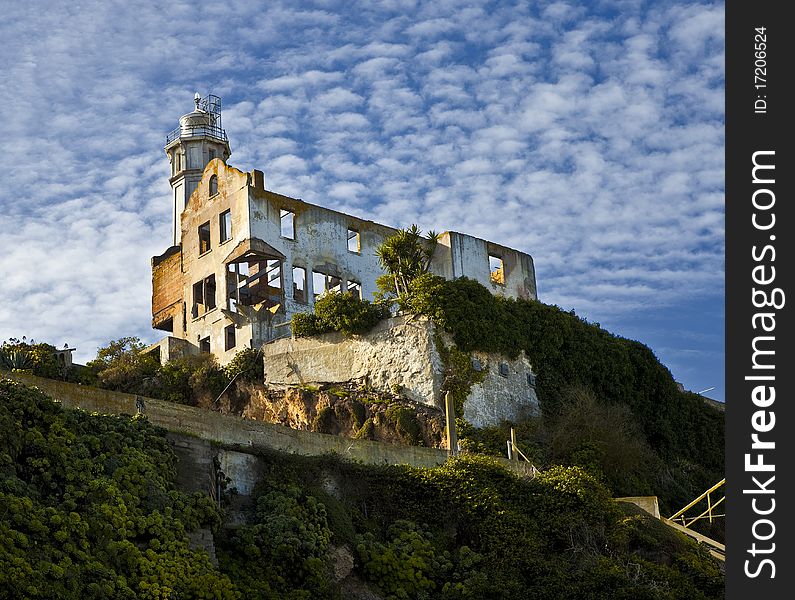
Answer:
(405, 274, 724, 516)
(0, 378, 724, 598)
(291, 292, 389, 338)
(1, 338, 78, 381)
(72, 338, 262, 408)
(0, 378, 233, 599)
(221, 447, 723, 599)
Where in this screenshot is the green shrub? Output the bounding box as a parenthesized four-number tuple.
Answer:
(2, 338, 73, 380)
(223, 347, 264, 382)
(218, 485, 332, 598)
(0, 378, 235, 599)
(357, 520, 450, 600)
(158, 354, 229, 406)
(291, 292, 389, 338)
(386, 405, 422, 445)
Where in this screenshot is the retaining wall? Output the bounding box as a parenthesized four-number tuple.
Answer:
(3, 372, 537, 479)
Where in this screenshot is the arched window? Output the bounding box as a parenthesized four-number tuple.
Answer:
(209, 174, 218, 196)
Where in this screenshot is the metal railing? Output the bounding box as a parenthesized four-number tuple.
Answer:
(668, 478, 726, 528)
(166, 123, 228, 145)
(506, 428, 540, 477)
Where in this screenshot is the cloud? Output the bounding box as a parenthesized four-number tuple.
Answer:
(0, 0, 725, 400)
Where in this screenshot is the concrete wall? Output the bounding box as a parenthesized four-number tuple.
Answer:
(466, 349, 540, 426)
(3, 372, 537, 479)
(249, 188, 397, 319)
(434, 232, 537, 301)
(264, 316, 443, 407)
(181, 161, 255, 363)
(262, 316, 540, 427)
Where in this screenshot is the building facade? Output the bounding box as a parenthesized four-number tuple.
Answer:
(150, 96, 538, 365)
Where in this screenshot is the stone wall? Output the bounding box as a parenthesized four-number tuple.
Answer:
(262, 315, 540, 427)
(263, 316, 443, 407)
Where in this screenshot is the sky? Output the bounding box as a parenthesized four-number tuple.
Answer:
(0, 0, 724, 401)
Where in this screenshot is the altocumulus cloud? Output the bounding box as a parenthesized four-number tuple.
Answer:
(0, 0, 724, 399)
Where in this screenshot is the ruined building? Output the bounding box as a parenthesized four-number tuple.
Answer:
(150, 94, 538, 369)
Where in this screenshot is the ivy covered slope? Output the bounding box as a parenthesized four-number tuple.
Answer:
(406, 275, 724, 504)
(1, 378, 722, 599)
(0, 378, 235, 600)
(219, 448, 723, 600)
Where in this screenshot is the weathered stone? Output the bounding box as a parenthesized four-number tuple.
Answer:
(262, 315, 540, 428)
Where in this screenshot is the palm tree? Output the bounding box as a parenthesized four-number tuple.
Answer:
(375, 225, 439, 299)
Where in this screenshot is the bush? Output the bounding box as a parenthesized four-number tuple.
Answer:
(0, 378, 236, 599)
(1, 338, 70, 380)
(291, 292, 389, 338)
(224, 348, 264, 382)
(158, 354, 228, 406)
(85, 337, 160, 395)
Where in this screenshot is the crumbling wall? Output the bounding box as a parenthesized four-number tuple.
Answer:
(263, 316, 443, 407)
(151, 245, 183, 332)
(465, 349, 539, 427)
(434, 232, 537, 300)
(263, 315, 540, 427)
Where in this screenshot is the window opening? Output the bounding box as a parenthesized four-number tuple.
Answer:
(265, 259, 282, 291)
(199, 337, 211, 354)
(199, 221, 211, 254)
(489, 254, 504, 285)
(347, 228, 360, 253)
(226, 259, 283, 312)
(225, 324, 236, 351)
(293, 266, 307, 303)
(312, 270, 342, 299)
(280, 209, 295, 240)
(209, 175, 218, 196)
(347, 279, 362, 299)
(192, 274, 216, 318)
(219, 210, 232, 243)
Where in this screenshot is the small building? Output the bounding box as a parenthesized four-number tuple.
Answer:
(150, 95, 537, 365)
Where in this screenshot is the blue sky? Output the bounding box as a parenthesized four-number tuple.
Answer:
(0, 0, 724, 401)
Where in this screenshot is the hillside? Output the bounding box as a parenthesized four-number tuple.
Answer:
(1, 377, 723, 599)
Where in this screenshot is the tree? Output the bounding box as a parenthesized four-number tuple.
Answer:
(85, 337, 160, 395)
(375, 225, 439, 302)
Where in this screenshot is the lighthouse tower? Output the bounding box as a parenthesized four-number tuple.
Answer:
(164, 93, 232, 245)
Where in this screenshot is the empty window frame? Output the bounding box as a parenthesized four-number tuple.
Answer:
(347, 279, 362, 299)
(226, 263, 249, 312)
(347, 228, 360, 253)
(209, 174, 218, 196)
(225, 324, 236, 351)
(192, 274, 217, 318)
(219, 210, 231, 243)
(199, 337, 211, 354)
(489, 254, 505, 285)
(280, 209, 295, 240)
(226, 259, 284, 311)
(292, 266, 307, 303)
(265, 259, 282, 292)
(312, 270, 341, 299)
(198, 221, 211, 254)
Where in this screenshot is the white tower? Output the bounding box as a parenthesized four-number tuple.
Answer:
(165, 93, 232, 246)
